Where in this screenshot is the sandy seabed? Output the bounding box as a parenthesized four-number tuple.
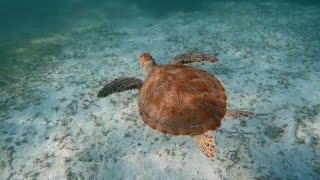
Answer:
(0, 1, 319, 179)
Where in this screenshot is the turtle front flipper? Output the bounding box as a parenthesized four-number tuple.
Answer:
(193, 132, 216, 158)
(97, 77, 143, 98)
(171, 52, 219, 64)
(225, 109, 254, 118)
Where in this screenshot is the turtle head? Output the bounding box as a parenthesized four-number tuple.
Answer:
(139, 52, 157, 74)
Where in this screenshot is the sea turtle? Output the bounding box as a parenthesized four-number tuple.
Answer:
(97, 52, 253, 158)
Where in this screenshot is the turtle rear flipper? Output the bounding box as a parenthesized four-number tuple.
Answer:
(171, 52, 219, 64)
(193, 132, 215, 158)
(97, 77, 143, 98)
(225, 109, 254, 118)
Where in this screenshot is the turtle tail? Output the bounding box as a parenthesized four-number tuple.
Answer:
(97, 77, 143, 98)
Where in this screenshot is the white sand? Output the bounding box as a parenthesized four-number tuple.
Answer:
(0, 1, 319, 179)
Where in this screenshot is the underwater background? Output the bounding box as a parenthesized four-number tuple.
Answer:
(0, 0, 319, 179)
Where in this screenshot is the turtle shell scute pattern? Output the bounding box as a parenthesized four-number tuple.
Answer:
(138, 64, 227, 135)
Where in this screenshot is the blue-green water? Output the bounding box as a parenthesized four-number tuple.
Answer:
(0, 0, 319, 179)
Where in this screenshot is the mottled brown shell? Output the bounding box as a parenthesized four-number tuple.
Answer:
(138, 64, 227, 136)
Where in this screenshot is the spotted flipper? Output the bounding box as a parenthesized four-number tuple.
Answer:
(97, 77, 143, 98)
(193, 132, 216, 158)
(225, 109, 253, 118)
(171, 52, 219, 64)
